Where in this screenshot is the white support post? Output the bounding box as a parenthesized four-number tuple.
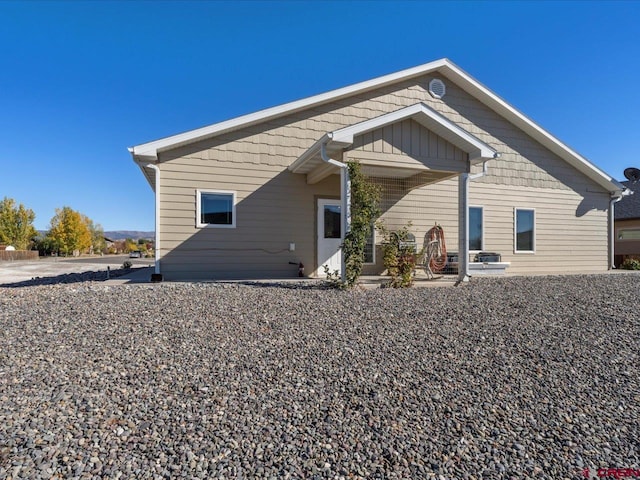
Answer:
(609, 199, 614, 269)
(340, 166, 351, 283)
(319, 141, 351, 283)
(609, 195, 623, 269)
(458, 173, 470, 282)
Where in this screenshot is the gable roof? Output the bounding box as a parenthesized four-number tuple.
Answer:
(289, 102, 497, 176)
(615, 181, 640, 220)
(129, 58, 623, 194)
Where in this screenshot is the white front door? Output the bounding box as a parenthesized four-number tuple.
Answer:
(317, 199, 342, 277)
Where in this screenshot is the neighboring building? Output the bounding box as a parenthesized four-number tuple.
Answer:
(129, 59, 624, 281)
(614, 180, 640, 267)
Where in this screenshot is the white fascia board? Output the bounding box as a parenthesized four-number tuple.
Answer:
(131, 158, 157, 192)
(288, 133, 350, 173)
(129, 147, 157, 190)
(131, 59, 451, 159)
(288, 134, 329, 173)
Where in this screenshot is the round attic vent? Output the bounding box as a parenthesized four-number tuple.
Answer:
(429, 78, 446, 99)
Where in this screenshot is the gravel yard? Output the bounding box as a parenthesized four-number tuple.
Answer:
(0, 275, 638, 479)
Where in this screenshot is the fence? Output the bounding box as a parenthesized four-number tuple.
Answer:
(0, 250, 39, 261)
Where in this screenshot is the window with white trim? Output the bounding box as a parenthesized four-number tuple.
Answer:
(197, 190, 236, 228)
(469, 206, 483, 251)
(514, 208, 535, 252)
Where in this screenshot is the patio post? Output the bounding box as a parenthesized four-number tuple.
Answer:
(340, 165, 351, 283)
(458, 172, 470, 282)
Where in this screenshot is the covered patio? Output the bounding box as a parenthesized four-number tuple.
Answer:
(288, 102, 500, 282)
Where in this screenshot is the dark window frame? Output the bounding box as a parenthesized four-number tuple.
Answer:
(469, 206, 483, 251)
(514, 208, 535, 253)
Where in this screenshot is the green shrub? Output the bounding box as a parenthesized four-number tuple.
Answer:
(122, 260, 133, 269)
(379, 223, 419, 288)
(621, 258, 640, 270)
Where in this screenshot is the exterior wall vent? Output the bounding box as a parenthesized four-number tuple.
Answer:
(429, 78, 446, 99)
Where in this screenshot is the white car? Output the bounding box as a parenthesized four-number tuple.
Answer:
(129, 251, 142, 258)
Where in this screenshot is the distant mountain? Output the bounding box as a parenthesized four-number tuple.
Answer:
(104, 231, 155, 241)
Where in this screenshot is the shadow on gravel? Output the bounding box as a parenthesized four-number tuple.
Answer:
(231, 280, 332, 290)
(0, 268, 133, 288)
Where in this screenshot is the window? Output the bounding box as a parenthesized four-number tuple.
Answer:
(618, 228, 640, 240)
(323, 205, 341, 238)
(197, 190, 236, 228)
(515, 208, 535, 252)
(469, 206, 483, 251)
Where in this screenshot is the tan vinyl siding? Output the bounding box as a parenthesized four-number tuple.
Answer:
(366, 179, 608, 274)
(157, 159, 339, 280)
(471, 183, 609, 274)
(362, 180, 609, 275)
(156, 71, 611, 279)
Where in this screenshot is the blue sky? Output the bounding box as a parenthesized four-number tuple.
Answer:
(1, 1, 639, 231)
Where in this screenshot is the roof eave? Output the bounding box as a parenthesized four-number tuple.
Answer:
(129, 148, 157, 191)
(438, 62, 624, 193)
(130, 57, 622, 193)
(130, 58, 452, 158)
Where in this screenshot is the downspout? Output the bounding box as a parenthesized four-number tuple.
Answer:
(145, 163, 161, 276)
(609, 191, 625, 269)
(469, 160, 490, 181)
(458, 157, 496, 283)
(320, 138, 351, 283)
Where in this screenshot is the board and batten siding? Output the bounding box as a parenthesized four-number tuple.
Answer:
(348, 118, 468, 171)
(156, 70, 611, 279)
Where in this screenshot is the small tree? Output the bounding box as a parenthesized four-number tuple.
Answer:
(379, 222, 419, 288)
(125, 239, 138, 253)
(34, 235, 58, 256)
(0, 197, 37, 250)
(83, 215, 106, 254)
(47, 207, 92, 256)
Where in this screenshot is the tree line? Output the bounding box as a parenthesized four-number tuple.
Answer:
(0, 197, 106, 255)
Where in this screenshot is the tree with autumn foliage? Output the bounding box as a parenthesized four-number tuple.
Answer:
(0, 197, 38, 250)
(82, 215, 106, 254)
(47, 207, 93, 255)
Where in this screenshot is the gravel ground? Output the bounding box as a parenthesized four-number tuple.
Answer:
(0, 275, 638, 479)
(0, 267, 135, 288)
